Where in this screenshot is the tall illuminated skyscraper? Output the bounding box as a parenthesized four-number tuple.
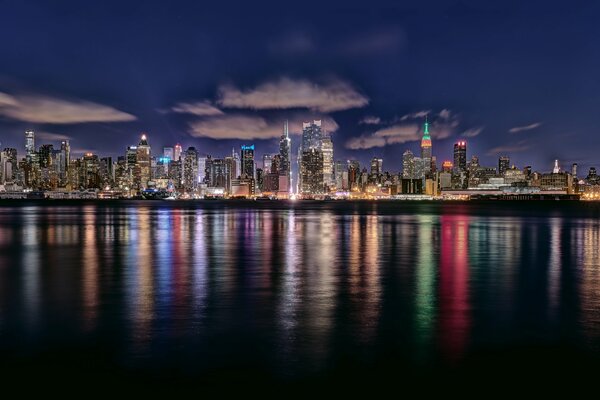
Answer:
(174, 143, 182, 162)
(321, 133, 334, 186)
(420, 117, 432, 175)
(279, 120, 292, 193)
(301, 120, 322, 151)
(60, 140, 70, 185)
(183, 147, 199, 192)
(25, 130, 35, 162)
(136, 133, 151, 189)
(370, 157, 383, 175)
(453, 140, 467, 172)
(241, 145, 255, 179)
(263, 154, 272, 174)
(299, 120, 323, 194)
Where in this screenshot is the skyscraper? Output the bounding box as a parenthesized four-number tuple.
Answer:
(60, 140, 70, 186)
(321, 133, 334, 186)
(300, 148, 324, 195)
(25, 130, 35, 162)
(370, 157, 383, 175)
(453, 141, 467, 172)
(263, 154, 272, 174)
(183, 147, 199, 192)
(402, 150, 415, 179)
(241, 145, 255, 178)
(299, 120, 324, 194)
(136, 133, 151, 189)
(174, 143, 183, 162)
(421, 117, 432, 175)
(163, 146, 174, 161)
(347, 160, 360, 189)
(498, 156, 510, 176)
(38, 144, 54, 168)
(279, 121, 292, 193)
(301, 120, 322, 151)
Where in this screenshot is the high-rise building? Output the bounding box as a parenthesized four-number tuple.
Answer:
(241, 145, 255, 179)
(348, 160, 360, 189)
(232, 148, 240, 178)
(206, 157, 228, 188)
(370, 157, 383, 175)
(279, 121, 292, 185)
(60, 140, 70, 186)
(0, 148, 17, 184)
(572, 163, 578, 179)
(263, 154, 272, 174)
(183, 147, 199, 192)
(402, 150, 415, 179)
(136, 134, 151, 189)
(421, 117, 432, 175)
(25, 130, 35, 162)
(81, 153, 100, 189)
(163, 147, 174, 161)
(300, 148, 324, 195)
(498, 156, 510, 176)
(301, 120, 322, 151)
(453, 141, 467, 173)
(334, 160, 348, 190)
(198, 156, 207, 184)
(174, 143, 183, 162)
(99, 157, 114, 187)
(38, 144, 54, 168)
(321, 134, 334, 186)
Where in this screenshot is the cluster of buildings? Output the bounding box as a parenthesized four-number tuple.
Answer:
(0, 118, 597, 200)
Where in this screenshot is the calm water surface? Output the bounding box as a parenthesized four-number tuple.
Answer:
(1, 200, 600, 384)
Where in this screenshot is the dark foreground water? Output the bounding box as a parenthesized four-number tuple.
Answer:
(1, 200, 600, 389)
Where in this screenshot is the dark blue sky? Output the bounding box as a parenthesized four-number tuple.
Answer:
(0, 0, 598, 174)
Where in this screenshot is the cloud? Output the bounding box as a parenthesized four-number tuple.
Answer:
(461, 126, 484, 137)
(509, 122, 542, 133)
(346, 135, 387, 150)
(217, 77, 369, 112)
(0, 91, 136, 124)
(359, 115, 381, 125)
(438, 109, 452, 120)
(37, 132, 71, 141)
(400, 110, 430, 121)
(346, 124, 421, 150)
(189, 114, 339, 140)
(486, 140, 530, 156)
(171, 101, 224, 116)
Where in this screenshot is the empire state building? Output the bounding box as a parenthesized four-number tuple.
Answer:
(421, 117, 432, 175)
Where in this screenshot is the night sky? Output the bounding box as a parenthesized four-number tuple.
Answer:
(0, 0, 598, 174)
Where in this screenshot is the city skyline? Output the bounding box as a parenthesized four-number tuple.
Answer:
(1, 119, 589, 200)
(1, 1, 599, 173)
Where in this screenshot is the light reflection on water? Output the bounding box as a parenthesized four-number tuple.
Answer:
(1, 202, 600, 376)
